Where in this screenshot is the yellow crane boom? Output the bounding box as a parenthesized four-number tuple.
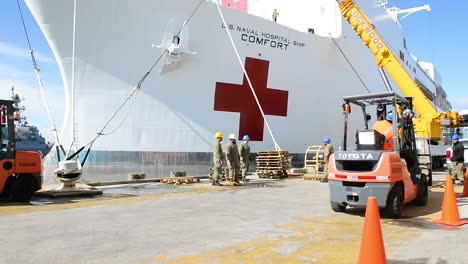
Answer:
(338, 0, 461, 141)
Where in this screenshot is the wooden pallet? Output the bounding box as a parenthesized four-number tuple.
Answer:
(257, 156, 289, 160)
(257, 168, 288, 174)
(257, 162, 289, 166)
(303, 173, 327, 181)
(160, 177, 200, 185)
(258, 174, 288, 179)
(257, 151, 290, 155)
(256, 150, 291, 177)
(257, 169, 289, 178)
(257, 155, 289, 158)
(257, 161, 282, 165)
(256, 166, 285, 170)
(257, 164, 289, 168)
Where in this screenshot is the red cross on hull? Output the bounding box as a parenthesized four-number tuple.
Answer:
(214, 57, 289, 141)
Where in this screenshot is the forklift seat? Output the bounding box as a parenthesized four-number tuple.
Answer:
(356, 129, 385, 150)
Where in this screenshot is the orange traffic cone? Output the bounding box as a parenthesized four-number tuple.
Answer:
(358, 196, 386, 264)
(433, 175, 468, 226)
(461, 170, 468, 198)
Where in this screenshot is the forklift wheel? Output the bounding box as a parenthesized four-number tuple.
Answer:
(427, 171, 433, 187)
(384, 184, 403, 219)
(414, 180, 428, 206)
(330, 202, 346, 212)
(8, 174, 34, 203)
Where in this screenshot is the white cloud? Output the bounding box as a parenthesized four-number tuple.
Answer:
(449, 96, 468, 112)
(0, 79, 65, 143)
(0, 63, 31, 79)
(0, 41, 54, 64)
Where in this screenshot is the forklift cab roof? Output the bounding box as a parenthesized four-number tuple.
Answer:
(340, 91, 417, 154)
(343, 91, 409, 107)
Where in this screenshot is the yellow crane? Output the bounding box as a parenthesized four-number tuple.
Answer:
(337, 0, 463, 142)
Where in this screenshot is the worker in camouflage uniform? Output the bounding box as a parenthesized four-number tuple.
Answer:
(451, 134, 465, 185)
(226, 133, 241, 185)
(212, 132, 224, 186)
(322, 138, 334, 182)
(239, 135, 251, 182)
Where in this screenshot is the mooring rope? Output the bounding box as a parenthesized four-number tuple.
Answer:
(71, 0, 78, 148)
(16, 0, 65, 155)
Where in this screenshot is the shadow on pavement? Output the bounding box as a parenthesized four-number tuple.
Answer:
(342, 190, 444, 219)
(331, 189, 468, 230)
(403, 190, 444, 218)
(0, 193, 133, 207)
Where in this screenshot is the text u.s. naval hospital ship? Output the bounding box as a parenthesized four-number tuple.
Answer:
(24, 0, 451, 179)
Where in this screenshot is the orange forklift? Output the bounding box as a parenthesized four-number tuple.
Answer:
(0, 100, 42, 202)
(327, 92, 428, 218)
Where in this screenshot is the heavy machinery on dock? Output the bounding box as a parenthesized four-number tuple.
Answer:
(1, 100, 43, 202)
(328, 92, 428, 218)
(338, 0, 468, 183)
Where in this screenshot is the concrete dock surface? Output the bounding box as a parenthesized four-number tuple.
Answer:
(0, 170, 467, 264)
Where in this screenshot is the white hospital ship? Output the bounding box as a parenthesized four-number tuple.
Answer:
(24, 0, 451, 178)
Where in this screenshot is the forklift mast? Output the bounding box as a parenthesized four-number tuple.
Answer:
(0, 100, 18, 159)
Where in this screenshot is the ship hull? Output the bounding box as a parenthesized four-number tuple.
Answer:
(25, 0, 447, 181)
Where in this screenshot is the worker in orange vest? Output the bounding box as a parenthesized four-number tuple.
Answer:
(372, 112, 394, 150)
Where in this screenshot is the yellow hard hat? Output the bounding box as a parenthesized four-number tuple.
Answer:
(215, 132, 223, 138)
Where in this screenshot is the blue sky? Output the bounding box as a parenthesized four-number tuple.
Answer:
(385, 0, 468, 137)
(0, 0, 64, 141)
(392, 0, 468, 111)
(0, 0, 467, 141)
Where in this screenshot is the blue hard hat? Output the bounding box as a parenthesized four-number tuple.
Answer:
(386, 112, 393, 122)
(324, 138, 331, 143)
(453, 134, 460, 140)
(242, 135, 250, 141)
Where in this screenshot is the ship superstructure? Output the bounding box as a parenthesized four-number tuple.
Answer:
(10, 87, 52, 156)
